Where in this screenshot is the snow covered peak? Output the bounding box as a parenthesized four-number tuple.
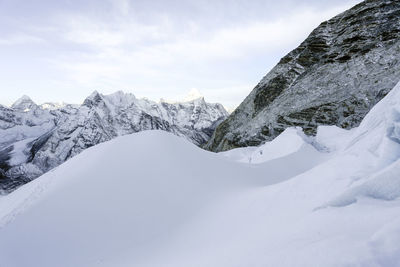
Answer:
(82, 90, 104, 107)
(158, 89, 205, 104)
(102, 91, 137, 108)
(11, 95, 37, 111)
(186, 95, 206, 106)
(40, 102, 67, 110)
(183, 88, 203, 102)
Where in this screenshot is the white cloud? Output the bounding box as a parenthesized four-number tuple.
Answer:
(60, 14, 172, 49)
(0, 34, 44, 45)
(111, 0, 131, 16)
(54, 3, 354, 88)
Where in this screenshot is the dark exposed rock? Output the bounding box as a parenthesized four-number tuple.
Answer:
(206, 0, 400, 152)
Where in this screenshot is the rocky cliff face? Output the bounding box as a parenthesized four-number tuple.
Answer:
(0, 91, 228, 193)
(206, 0, 400, 152)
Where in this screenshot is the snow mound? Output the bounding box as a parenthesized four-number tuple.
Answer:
(0, 129, 329, 267)
(321, 82, 400, 206)
(248, 127, 308, 163)
(315, 125, 353, 152)
(327, 159, 400, 207)
(343, 82, 400, 167)
(222, 127, 317, 163)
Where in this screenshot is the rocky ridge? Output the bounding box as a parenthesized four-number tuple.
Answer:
(206, 0, 400, 152)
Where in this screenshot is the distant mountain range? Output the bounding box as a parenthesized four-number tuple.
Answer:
(0, 91, 228, 193)
(206, 0, 400, 152)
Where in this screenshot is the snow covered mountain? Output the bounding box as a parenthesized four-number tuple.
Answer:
(206, 0, 400, 152)
(0, 80, 399, 267)
(0, 91, 228, 194)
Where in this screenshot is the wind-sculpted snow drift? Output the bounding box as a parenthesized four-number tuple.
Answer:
(0, 91, 228, 194)
(0, 81, 399, 267)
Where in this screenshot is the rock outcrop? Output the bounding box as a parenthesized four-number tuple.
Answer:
(206, 0, 400, 152)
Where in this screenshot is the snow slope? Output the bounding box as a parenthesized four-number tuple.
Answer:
(220, 127, 326, 164)
(0, 82, 400, 266)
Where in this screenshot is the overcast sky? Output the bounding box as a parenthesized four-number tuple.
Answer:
(0, 0, 361, 108)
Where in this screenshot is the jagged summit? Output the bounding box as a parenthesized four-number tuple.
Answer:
(40, 102, 67, 110)
(183, 88, 204, 102)
(88, 90, 100, 97)
(104, 91, 137, 108)
(82, 90, 104, 107)
(159, 88, 206, 104)
(11, 95, 38, 111)
(206, 0, 400, 152)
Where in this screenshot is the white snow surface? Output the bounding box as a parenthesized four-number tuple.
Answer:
(221, 127, 319, 164)
(1, 82, 400, 266)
